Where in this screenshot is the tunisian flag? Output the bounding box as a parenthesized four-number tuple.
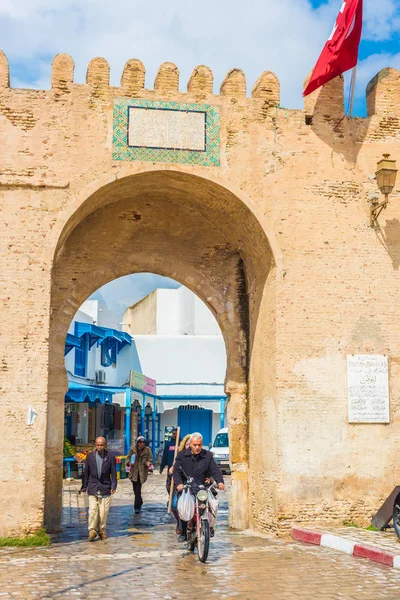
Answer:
(303, 0, 363, 97)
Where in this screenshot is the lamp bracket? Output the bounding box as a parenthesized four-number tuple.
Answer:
(370, 195, 388, 227)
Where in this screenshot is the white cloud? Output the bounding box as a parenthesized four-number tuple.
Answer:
(0, 0, 399, 110)
(356, 51, 400, 92)
(90, 274, 181, 317)
(363, 0, 400, 40)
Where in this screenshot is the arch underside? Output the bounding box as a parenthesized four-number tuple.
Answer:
(46, 170, 277, 532)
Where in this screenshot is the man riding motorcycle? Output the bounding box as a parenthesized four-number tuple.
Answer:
(173, 432, 225, 542)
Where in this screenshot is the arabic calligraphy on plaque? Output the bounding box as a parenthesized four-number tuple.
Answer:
(128, 107, 206, 151)
(347, 354, 389, 423)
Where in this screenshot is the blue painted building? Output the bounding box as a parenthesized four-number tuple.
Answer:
(64, 300, 144, 456)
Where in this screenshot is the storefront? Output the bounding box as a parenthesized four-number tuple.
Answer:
(63, 382, 132, 477)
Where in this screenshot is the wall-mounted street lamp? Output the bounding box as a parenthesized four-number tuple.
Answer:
(370, 154, 398, 227)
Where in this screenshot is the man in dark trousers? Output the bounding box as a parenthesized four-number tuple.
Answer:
(173, 432, 225, 542)
(81, 436, 117, 541)
(160, 428, 178, 476)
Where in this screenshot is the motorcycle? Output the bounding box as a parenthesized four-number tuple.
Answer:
(180, 475, 219, 563)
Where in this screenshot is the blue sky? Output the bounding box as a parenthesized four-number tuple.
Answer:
(0, 0, 399, 116)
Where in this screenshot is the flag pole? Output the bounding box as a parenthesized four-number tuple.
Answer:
(349, 66, 357, 118)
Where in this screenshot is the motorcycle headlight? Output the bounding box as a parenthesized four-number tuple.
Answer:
(197, 489, 208, 502)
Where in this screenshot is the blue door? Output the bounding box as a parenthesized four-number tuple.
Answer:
(178, 407, 213, 447)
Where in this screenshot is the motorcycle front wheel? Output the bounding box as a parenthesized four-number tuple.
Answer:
(393, 493, 400, 540)
(197, 519, 210, 563)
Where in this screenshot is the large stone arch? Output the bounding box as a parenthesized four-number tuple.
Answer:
(45, 168, 279, 533)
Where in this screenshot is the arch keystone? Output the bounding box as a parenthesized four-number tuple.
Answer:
(0, 50, 10, 90)
(51, 54, 74, 93)
(366, 68, 400, 117)
(220, 69, 246, 97)
(121, 59, 145, 96)
(154, 62, 179, 93)
(252, 71, 280, 107)
(188, 65, 213, 94)
(303, 72, 344, 122)
(86, 57, 110, 89)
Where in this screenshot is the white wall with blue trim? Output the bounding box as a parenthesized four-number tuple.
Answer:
(123, 286, 227, 444)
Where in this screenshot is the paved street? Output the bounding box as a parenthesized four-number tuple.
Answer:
(1, 474, 400, 599)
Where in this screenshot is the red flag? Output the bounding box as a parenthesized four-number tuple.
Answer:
(303, 0, 363, 97)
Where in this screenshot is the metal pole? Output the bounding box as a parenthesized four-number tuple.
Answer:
(125, 407, 131, 454)
(140, 393, 145, 437)
(124, 388, 132, 454)
(220, 398, 225, 429)
(349, 66, 357, 118)
(152, 397, 157, 457)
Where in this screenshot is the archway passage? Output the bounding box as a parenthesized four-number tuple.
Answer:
(63, 275, 228, 460)
(47, 170, 277, 533)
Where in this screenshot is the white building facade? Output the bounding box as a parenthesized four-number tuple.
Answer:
(123, 287, 227, 447)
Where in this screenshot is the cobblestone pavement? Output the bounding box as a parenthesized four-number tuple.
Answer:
(2, 474, 400, 599)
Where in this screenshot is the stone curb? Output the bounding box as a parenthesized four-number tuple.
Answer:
(291, 527, 400, 569)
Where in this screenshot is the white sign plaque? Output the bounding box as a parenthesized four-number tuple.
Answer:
(347, 355, 389, 423)
(128, 107, 206, 151)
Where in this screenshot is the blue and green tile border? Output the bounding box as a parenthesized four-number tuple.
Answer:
(112, 98, 220, 166)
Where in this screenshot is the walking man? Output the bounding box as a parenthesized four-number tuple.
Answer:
(81, 436, 117, 541)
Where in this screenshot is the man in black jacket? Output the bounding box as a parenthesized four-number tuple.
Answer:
(81, 437, 117, 541)
(173, 432, 224, 542)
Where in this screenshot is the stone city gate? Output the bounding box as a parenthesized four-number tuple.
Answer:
(1, 50, 400, 537)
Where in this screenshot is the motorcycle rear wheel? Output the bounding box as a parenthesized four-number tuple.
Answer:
(197, 519, 210, 563)
(393, 493, 400, 540)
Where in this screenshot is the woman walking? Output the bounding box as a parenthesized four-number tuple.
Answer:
(126, 436, 153, 513)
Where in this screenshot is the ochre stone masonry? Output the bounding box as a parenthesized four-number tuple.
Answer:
(0, 48, 400, 536)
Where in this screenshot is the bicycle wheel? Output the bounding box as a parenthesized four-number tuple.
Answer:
(197, 519, 210, 563)
(393, 493, 400, 540)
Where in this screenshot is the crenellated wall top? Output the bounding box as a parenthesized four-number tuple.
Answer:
(0, 50, 399, 119)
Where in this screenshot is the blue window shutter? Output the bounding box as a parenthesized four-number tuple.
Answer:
(101, 339, 113, 367)
(100, 338, 118, 367)
(111, 342, 117, 365)
(74, 327, 88, 377)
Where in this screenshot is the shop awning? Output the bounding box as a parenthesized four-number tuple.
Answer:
(98, 328, 132, 351)
(65, 382, 115, 404)
(74, 322, 107, 349)
(72, 322, 132, 352)
(64, 334, 81, 356)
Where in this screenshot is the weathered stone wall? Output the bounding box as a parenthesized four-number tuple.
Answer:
(0, 48, 400, 536)
(124, 292, 158, 335)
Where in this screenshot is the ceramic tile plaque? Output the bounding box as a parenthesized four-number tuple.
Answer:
(347, 354, 389, 423)
(128, 107, 206, 151)
(113, 98, 220, 166)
